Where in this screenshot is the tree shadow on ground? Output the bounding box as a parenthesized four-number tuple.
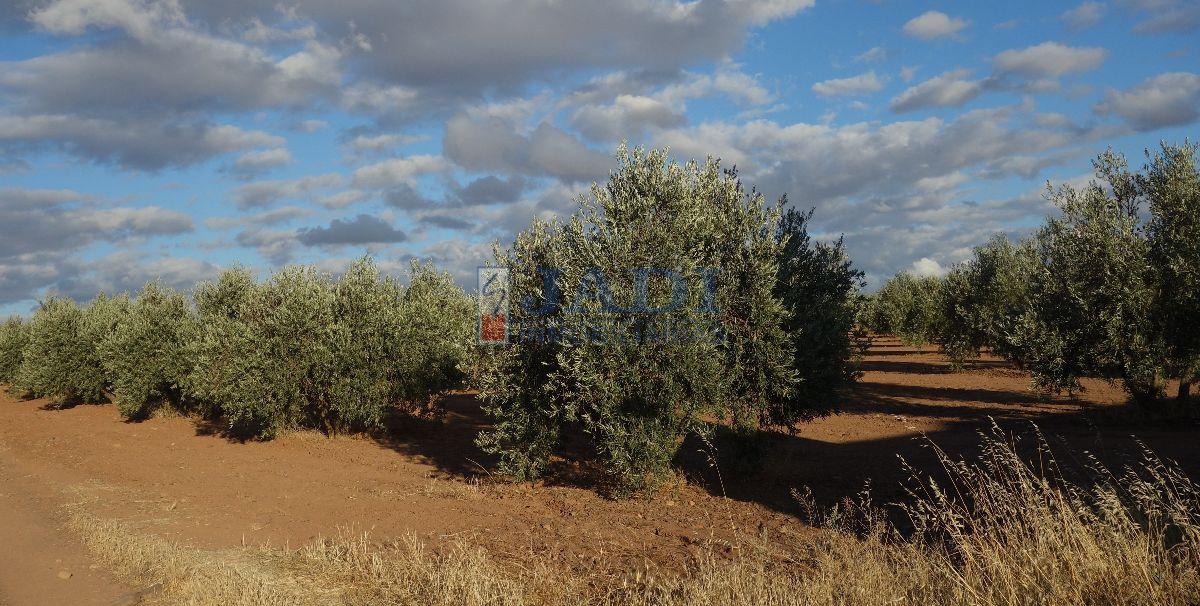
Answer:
(356, 378, 1199, 521)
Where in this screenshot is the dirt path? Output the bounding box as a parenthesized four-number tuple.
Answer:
(0, 336, 1195, 600)
(0, 461, 132, 606)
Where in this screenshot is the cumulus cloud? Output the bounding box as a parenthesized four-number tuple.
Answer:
(0, 190, 192, 259)
(909, 257, 947, 277)
(5, 6, 342, 116)
(443, 115, 609, 182)
(0, 114, 282, 170)
(0, 186, 195, 303)
(569, 95, 687, 141)
(812, 72, 885, 97)
(903, 11, 968, 40)
(296, 214, 408, 246)
(1125, 0, 1200, 34)
(173, 0, 807, 92)
(204, 206, 312, 230)
(993, 42, 1107, 78)
(889, 70, 984, 112)
(232, 173, 343, 208)
(229, 147, 292, 178)
(1061, 2, 1105, 30)
(1095, 72, 1200, 131)
(51, 252, 221, 303)
(342, 132, 425, 155)
(351, 155, 448, 189)
(853, 46, 888, 63)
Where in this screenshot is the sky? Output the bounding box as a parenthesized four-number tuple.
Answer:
(1, 0, 1198, 315)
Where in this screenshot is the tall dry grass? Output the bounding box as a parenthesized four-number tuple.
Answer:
(66, 423, 1200, 605)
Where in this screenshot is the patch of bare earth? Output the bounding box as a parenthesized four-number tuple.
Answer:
(0, 335, 1196, 604)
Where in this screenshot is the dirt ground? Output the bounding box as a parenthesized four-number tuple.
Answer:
(1, 336, 1197, 604)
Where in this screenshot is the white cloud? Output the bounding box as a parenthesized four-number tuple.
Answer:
(903, 11, 969, 40)
(1061, 2, 1105, 30)
(232, 173, 344, 208)
(352, 155, 449, 189)
(570, 94, 686, 141)
(1095, 71, 1200, 131)
(30, 0, 187, 41)
(889, 70, 984, 113)
(0, 114, 282, 170)
(812, 72, 885, 97)
(343, 133, 426, 155)
(994, 42, 1107, 78)
(853, 46, 888, 63)
(909, 257, 947, 277)
(443, 114, 609, 183)
(1127, 0, 1200, 34)
(230, 147, 292, 177)
(730, 0, 816, 25)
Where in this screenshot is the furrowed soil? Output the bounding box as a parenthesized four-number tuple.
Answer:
(1, 336, 1197, 604)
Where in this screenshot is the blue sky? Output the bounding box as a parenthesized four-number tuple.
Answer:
(1, 0, 1198, 315)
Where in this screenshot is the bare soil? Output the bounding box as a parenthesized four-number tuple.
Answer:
(1, 336, 1197, 604)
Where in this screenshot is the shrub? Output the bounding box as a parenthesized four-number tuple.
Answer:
(1012, 152, 1160, 399)
(188, 259, 474, 439)
(771, 206, 867, 423)
(1144, 143, 1200, 401)
(190, 265, 337, 438)
(17, 294, 129, 405)
(475, 146, 795, 492)
(936, 235, 1037, 366)
(392, 260, 475, 409)
(870, 272, 943, 348)
(100, 282, 196, 420)
(0, 315, 28, 385)
(939, 144, 1199, 406)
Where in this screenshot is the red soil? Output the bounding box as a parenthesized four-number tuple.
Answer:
(1, 336, 1196, 604)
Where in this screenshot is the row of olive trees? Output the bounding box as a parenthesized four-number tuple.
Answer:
(0, 258, 475, 438)
(865, 143, 1199, 406)
(474, 146, 867, 493)
(1, 146, 869, 492)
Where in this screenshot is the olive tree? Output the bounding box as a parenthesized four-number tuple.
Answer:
(393, 260, 475, 409)
(1143, 143, 1200, 401)
(936, 235, 1036, 366)
(0, 316, 29, 385)
(188, 258, 474, 439)
(475, 146, 795, 493)
(772, 206, 866, 422)
(1011, 152, 1158, 401)
(17, 294, 129, 405)
(871, 272, 943, 349)
(101, 282, 196, 420)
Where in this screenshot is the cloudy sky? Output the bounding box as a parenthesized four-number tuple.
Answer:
(1, 0, 1198, 314)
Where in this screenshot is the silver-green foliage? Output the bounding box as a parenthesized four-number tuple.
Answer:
(475, 146, 796, 492)
(393, 260, 475, 408)
(869, 273, 944, 348)
(17, 294, 129, 404)
(100, 282, 196, 420)
(936, 235, 1037, 367)
(188, 258, 473, 439)
(1144, 143, 1200, 400)
(938, 144, 1199, 404)
(1017, 153, 1154, 397)
(0, 316, 29, 384)
(773, 206, 867, 422)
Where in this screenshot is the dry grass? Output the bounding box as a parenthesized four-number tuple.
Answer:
(65, 423, 1200, 605)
